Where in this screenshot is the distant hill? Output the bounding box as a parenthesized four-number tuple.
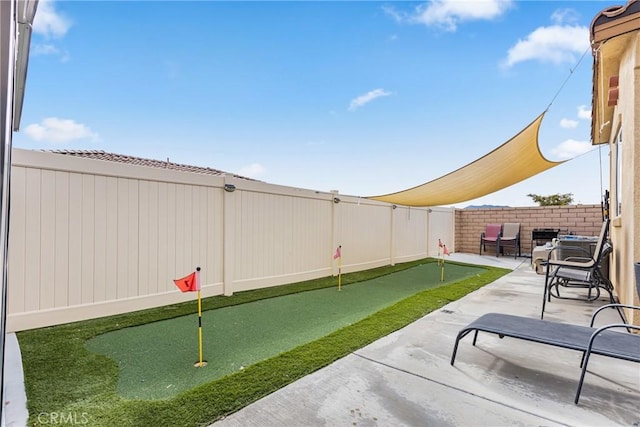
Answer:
(464, 204, 510, 209)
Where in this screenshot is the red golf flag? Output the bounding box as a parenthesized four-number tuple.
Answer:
(174, 271, 199, 292)
(443, 245, 450, 256)
(438, 239, 443, 248)
(333, 246, 341, 260)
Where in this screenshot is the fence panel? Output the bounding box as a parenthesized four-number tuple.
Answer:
(393, 206, 428, 263)
(6, 149, 451, 331)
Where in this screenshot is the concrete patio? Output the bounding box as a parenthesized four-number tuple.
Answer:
(212, 253, 639, 427)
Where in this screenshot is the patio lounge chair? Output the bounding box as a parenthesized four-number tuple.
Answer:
(480, 223, 501, 257)
(450, 302, 640, 404)
(541, 220, 613, 320)
(499, 222, 521, 258)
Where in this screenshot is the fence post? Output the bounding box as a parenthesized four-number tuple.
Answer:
(331, 190, 340, 276)
(222, 176, 236, 296)
(451, 208, 457, 253)
(390, 205, 396, 266)
(426, 208, 432, 258)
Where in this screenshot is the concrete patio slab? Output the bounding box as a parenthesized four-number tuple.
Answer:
(213, 254, 640, 427)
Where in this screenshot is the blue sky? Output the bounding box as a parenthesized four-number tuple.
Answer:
(14, 0, 613, 207)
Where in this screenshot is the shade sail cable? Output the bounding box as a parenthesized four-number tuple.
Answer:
(546, 46, 591, 112)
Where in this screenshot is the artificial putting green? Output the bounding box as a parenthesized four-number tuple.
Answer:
(86, 262, 482, 400)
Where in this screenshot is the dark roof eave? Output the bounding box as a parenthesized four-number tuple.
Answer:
(591, 0, 640, 44)
(43, 149, 259, 182)
(589, 0, 640, 145)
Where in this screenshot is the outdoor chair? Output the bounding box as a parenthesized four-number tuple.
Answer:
(451, 262, 640, 404)
(450, 304, 640, 404)
(499, 222, 521, 258)
(480, 223, 502, 256)
(546, 242, 614, 301)
(541, 220, 615, 320)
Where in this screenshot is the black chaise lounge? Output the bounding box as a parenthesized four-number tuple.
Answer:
(450, 303, 640, 404)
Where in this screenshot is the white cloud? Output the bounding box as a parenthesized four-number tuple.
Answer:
(348, 89, 392, 111)
(31, 43, 70, 62)
(385, 0, 513, 32)
(59, 51, 71, 63)
(32, 43, 58, 56)
(238, 163, 266, 178)
(382, 5, 405, 23)
(550, 139, 593, 160)
(502, 25, 589, 68)
(560, 118, 578, 129)
(551, 8, 580, 25)
(577, 105, 591, 119)
(33, 0, 72, 38)
(24, 118, 99, 144)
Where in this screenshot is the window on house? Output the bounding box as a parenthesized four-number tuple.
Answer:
(614, 128, 622, 216)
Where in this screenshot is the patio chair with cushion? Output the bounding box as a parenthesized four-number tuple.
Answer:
(499, 222, 521, 258)
(451, 264, 640, 404)
(541, 220, 614, 319)
(480, 223, 502, 257)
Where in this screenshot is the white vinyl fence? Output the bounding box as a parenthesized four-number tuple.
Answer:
(6, 149, 455, 331)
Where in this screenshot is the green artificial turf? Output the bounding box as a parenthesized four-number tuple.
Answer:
(18, 258, 510, 427)
(86, 262, 481, 399)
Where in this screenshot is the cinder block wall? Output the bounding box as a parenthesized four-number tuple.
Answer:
(455, 205, 604, 255)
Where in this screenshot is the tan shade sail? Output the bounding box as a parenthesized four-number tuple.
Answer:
(368, 113, 564, 207)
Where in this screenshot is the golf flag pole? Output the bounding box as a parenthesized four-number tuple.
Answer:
(196, 267, 204, 368)
(173, 267, 206, 367)
(333, 246, 342, 291)
(441, 244, 450, 281)
(338, 253, 342, 291)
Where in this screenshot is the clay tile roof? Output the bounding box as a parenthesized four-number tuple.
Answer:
(44, 150, 258, 181)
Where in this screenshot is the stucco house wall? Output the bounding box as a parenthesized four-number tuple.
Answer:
(607, 33, 640, 323)
(590, 1, 640, 324)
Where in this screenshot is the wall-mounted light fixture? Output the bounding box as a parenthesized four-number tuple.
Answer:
(224, 184, 236, 192)
(333, 197, 341, 204)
